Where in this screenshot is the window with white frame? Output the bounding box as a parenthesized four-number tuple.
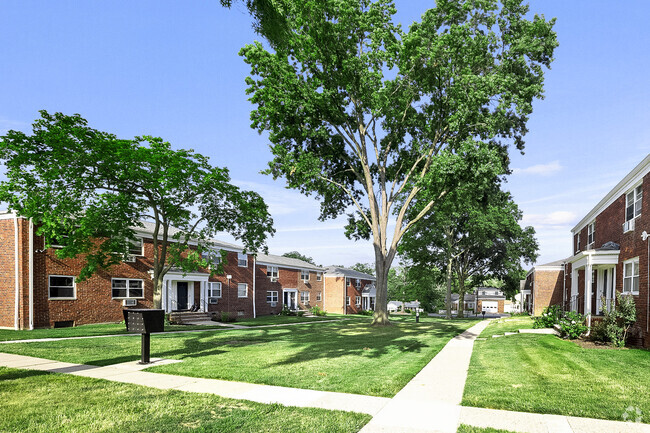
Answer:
(267, 266, 278, 279)
(201, 250, 221, 267)
(267, 291, 278, 303)
(316, 291, 322, 301)
(356, 279, 361, 288)
(237, 253, 248, 267)
(301, 270, 309, 281)
(238, 283, 248, 297)
(626, 185, 643, 221)
(587, 222, 595, 246)
(49, 275, 75, 299)
(208, 282, 222, 298)
(346, 296, 350, 306)
(355, 296, 361, 306)
(345, 278, 351, 287)
(623, 258, 640, 294)
(316, 272, 322, 281)
(111, 278, 144, 299)
(300, 291, 310, 302)
(128, 238, 143, 256)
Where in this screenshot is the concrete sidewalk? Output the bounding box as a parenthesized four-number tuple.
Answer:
(0, 352, 389, 416)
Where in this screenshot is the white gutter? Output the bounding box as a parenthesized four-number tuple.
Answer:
(13, 214, 19, 330)
(252, 256, 257, 318)
(29, 218, 34, 329)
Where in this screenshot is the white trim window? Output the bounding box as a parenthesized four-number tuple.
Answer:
(111, 278, 144, 299)
(267, 266, 279, 279)
(316, 272, 322, 281)
(267, 291, 278, 303)
(49, 275, 75, 299)
(301, 270, 309, 282)
(356, 279, 361, 289)
(345, 278, 351, 287)
(301, 291, 310, 302)
(626, 185, 643, 221)
(355, 296, 361, 306)
(587, 222, 595, 246)
(237, 253, 248, 267)
(128, 238, 144, 256)
(623, 258, 640, 294)
(316, 291, 322, 301)
(208, 282, 222, 298)
(237, 283, 248, 298)
(576, 233, 580, 253)
(346, 296, 351, 306)
(201, 250, 221, 267)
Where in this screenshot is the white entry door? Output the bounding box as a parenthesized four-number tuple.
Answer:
(283, 290, 298, 310)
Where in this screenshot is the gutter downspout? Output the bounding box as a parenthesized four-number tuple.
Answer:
(29, 218, 34, 330)
(13, 214, 19, 330)
(252, 255, 256, 319)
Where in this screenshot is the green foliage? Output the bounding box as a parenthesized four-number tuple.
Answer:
(357, 310, 374, 316)
(282, 251, 316, 265)
(240, 0, 557, 321)
(533, 305, 562, 329)
(600, 294, 637, 347)
(557, 311, 587, 339)
(310, 305, 326, 316)
(350, 262, 375, 276)
(220, 312, 237, 323)
(0, 112, 274, 307)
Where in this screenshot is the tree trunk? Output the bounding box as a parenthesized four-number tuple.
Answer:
(445, 258, 452, 319)
(372, 254, 392, 326)
(457, 289, 465, 319)
(153, 273, 163, 310)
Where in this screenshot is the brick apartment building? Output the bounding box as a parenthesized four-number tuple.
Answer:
(322, 266, 376, 314)
(523, 155, 650, 347)
(0, 214, 374, 329)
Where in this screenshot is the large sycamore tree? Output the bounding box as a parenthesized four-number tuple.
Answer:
(0, 111, 274, 309)
(240, 0, 557, 324)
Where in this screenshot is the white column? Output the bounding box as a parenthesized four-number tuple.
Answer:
(584, 263, 593, 315)
(596, 268, 603, 314)
(571, 268, 578, 312)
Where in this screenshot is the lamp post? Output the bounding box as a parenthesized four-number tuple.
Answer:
(227, 274, 232, 314)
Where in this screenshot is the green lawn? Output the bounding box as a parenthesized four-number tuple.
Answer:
(0, 367, 369, 433)
(0, 318, 477, 397)
(463, 334, 650, 422)
(233, 315, 341, 326)
(457, 426, 517, 433)
(478, 317, 535, 338)
(0, 322, 227, 342)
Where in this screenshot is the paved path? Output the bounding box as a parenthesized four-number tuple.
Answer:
(2, 320, 649, 433)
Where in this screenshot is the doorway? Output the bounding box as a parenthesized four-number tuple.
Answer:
(177, 282, 189, 310)
(283, 289, 297, 310)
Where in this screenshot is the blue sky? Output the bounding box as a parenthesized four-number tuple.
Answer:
(1, 1, 649, 268)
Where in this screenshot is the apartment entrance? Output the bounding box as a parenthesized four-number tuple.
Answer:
(283, 289, 298, 310)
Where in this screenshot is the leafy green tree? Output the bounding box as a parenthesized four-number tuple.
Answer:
(0, 111, 274, 308)
(350, 262, 375, 276)
(220, 0, 289, 48)
(240, 0, 557, 324)
(282, 250, 316, 265)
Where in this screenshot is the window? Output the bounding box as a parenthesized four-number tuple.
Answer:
(129, 238, 143, 256)
(201, 250, 221, 267)
(208, 282, 222, 298)
(346, 296, 350, 306)
(301, 270, 309, 281)
(238, 283, 248, 298)
(111, 278, 143, 299)
(237, 253, 248, 267)
(356, 279, 361, 288)
(626, 185, 643, 221)
(587, 222, 595, 246)
(267, 291, 278, 303)
(316, 291, 322, 301)
(345, 278, 351, 287)
(49, 275, 75, 299)
(316, 272, 322, 281)
(267, 266, 278, 279)
(576, 233, 580, 252)
(300, 291, 310, 302)
(623, 258, 640, 294)
(355, 296, 361, 306)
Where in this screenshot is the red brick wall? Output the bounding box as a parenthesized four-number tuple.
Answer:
(0, 218, 18, 328)
(206, 251, 254, 318)
(530, 269, 564, 316)
(324, 276, 345, 314)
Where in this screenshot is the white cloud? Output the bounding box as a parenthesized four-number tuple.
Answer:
(522, 211, 577, 226)
(512, 160, 562, 176)
(276, 224, 345, 233)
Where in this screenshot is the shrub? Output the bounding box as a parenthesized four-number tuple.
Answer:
(357, 310, 373, 316)
(297, 311, 305, 317)
(590, 319, 608, 343)
(220, 312, 236, 323)
(310, 306, 326, 316)
(404, 308, 412, 314)
(279, 306, 297, 316)
(601, 294, 637, 347)
(557, 311, 587, 339)
(533, 305, 562, 328)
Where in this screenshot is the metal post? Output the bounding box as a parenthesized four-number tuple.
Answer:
(140, 333, 151, 364)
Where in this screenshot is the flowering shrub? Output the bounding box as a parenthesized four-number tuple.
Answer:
(557, 311, 587, 339)
(601, 294, 637, 347)
(533, 305, 562, 328)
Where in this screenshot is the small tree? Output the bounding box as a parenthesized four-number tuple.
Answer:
(0, 111, 274, 308)
(601, 294, 637, 347)
(282, 251, 316, 265)
(350, 262, 375, 276)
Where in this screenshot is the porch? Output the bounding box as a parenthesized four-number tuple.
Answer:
(160, 269, 211, 313)
(569, 248, 619, 316)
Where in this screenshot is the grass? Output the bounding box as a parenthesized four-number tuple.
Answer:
(0, 367, 369, 433)
(233, 315, 340, 326)
(0, 322, 228, 342)
(462, 333, 650, 422)
(457, 426, 517, 433)
(0, 318, 478, 397)
(478, 316, 535, 338)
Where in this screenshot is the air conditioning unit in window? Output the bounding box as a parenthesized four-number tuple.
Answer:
(270, 277, 278, 282)
(208, 297, 219, 305)
(623, 219, 635, 233)
(270, 302, 277, 307)
(126, 254, 137, 263)
(123, 299, 137, 307)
